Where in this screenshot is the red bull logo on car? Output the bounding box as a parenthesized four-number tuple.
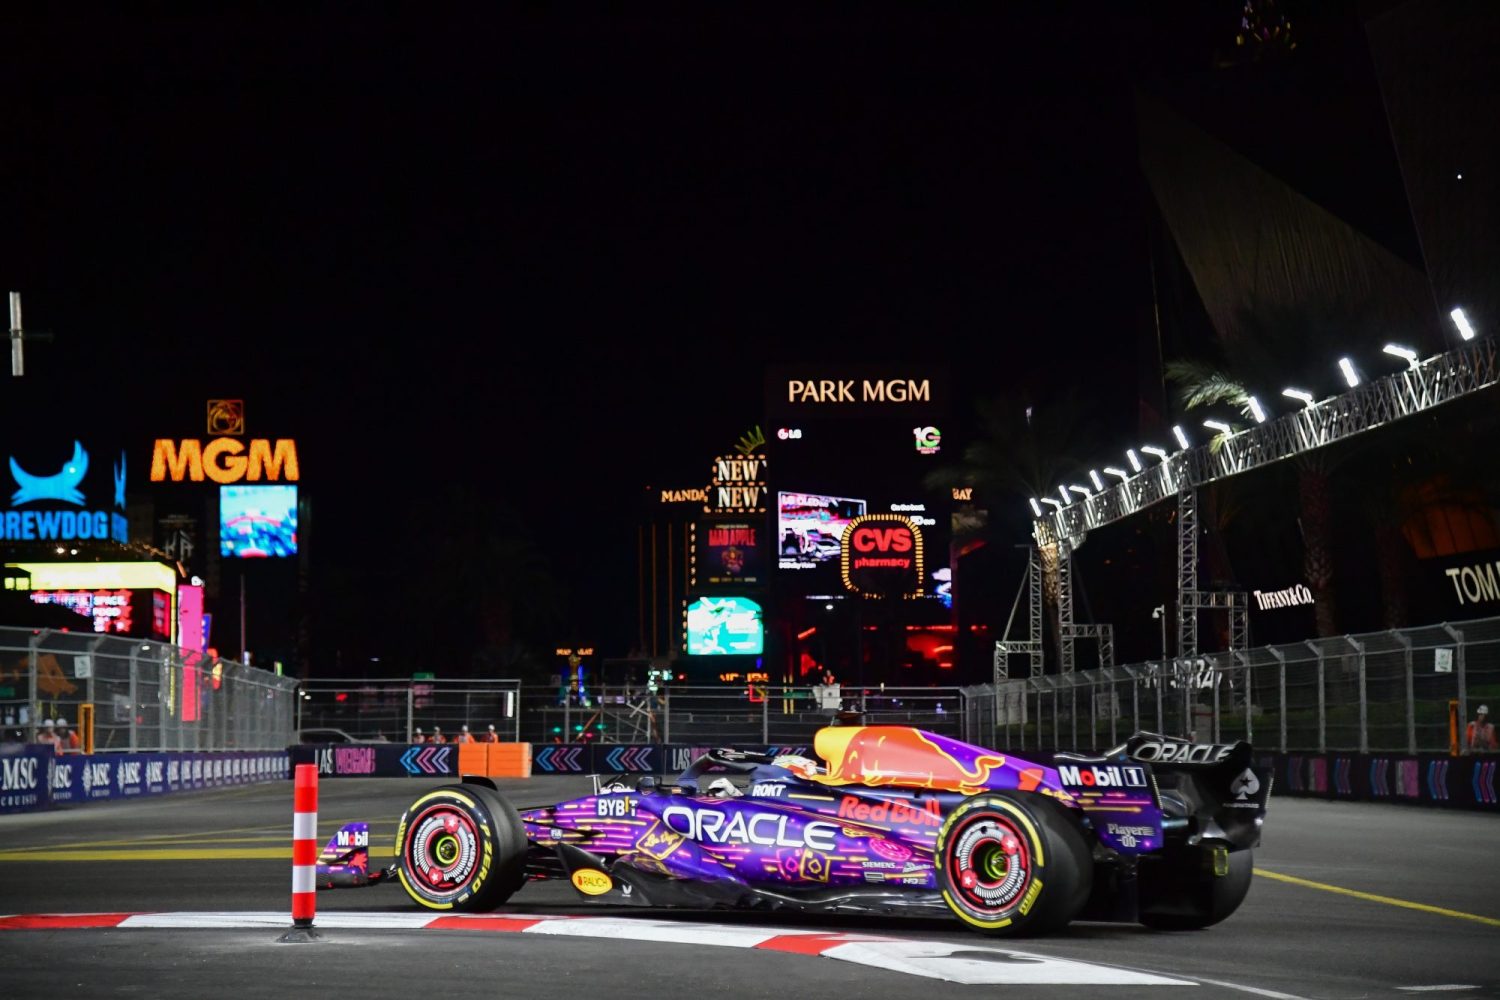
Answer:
(813, 727, 1010, 795)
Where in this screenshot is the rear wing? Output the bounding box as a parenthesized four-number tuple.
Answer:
(1110, 733, 1270, 851)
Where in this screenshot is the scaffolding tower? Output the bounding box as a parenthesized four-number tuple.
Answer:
(1020, 337, 1497, 666)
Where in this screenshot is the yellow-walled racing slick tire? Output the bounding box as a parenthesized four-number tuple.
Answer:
(936, 792, 1092, 936)
(395, 782, 527, 912)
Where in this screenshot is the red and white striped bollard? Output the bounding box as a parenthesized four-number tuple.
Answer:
(291, 763, 318, 931)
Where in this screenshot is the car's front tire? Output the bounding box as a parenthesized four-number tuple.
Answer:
(395, 783, 527, 911)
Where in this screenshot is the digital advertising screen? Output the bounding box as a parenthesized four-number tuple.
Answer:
(685, 596, 764, 655)
(777, 491, 865, 571)
(220, 485, 298, 558)
(694, 519, 765, 588)
(29, 587, 173, 639)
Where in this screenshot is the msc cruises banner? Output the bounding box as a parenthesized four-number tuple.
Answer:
(1, 747, 289, 814)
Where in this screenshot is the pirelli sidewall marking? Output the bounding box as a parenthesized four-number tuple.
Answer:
(396, 790, 493, 911)
(936, 796, 1046, 930)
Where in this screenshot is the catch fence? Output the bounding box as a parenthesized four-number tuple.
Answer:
(966, 616, 1500, 753)
(0, 625, 297, 751)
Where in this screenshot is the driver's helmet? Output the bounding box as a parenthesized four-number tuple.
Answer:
(772, 754, 824, 779)
(706, 777, 743, 798)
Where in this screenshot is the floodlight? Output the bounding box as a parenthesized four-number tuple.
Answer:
(1203, 419, 1233, 435)
(1059, 486, 1072, 504)
(1282, 388, 1314, 406)
(1451, 307, 1475, 341)
(1103, 467, 1129, 481)
(1338, 357, 1360, 387)
(1088, 469, 1104, 491)
(1126, 449, 1142, 472)
(1383, 343, 1418, 366)
(1068, 484, 1092, 499)
(1172, 425, 1189, 450)
(1041, 497, 1063, 511)
(1029, 497, 1043, 517)
(1140, 445, 1168, 460)
(1247, 396, 1266, 423)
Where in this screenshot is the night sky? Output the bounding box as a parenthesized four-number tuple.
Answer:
(1, 4, 1414, 671)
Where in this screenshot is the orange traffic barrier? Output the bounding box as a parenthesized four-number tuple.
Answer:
(488, 742, 532, 778)
(457, 742, 488, 776)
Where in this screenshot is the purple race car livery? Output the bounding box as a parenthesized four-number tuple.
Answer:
(317, 726, 1270, 936)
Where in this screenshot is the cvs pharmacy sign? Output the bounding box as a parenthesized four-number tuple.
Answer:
(841, 514, 923, 598)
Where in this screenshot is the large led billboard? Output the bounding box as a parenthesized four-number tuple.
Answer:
(220, 485, 298, 558)
(685, 596, 764, 655)
(777, 491, 865, 571)
(693, 519, 765, 588)
(28, 588, 173, 640)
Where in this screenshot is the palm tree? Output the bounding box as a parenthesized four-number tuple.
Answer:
(1164, 290, 1439, 637)
(1166, 354, 1344, 636)
(416, 487, 565, 680)
(924, 386, 1103, 668)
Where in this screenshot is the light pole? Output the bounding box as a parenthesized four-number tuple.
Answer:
(1151, 605, 1167, 733)
(1152, 605, 1167, 662)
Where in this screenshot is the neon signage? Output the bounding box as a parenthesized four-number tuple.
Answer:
(150, 439, 300, 483)
(660, 488, 707, 504)
(30, 589, 135, 633)
(785, 379, 931, 404)
(913, 426, 941, 455)
(3, 441, 129, 543)
(206, 399, 245, 435)
(840, 514, 924, 598)
(705, 454, 767, 513)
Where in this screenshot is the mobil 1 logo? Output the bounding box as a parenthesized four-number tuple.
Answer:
(1057, 763, 1148, 791)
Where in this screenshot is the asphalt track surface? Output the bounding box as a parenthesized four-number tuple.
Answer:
(1, 776, 1497, 1000)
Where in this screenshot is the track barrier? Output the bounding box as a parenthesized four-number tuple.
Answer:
(287, 742, 535, 779)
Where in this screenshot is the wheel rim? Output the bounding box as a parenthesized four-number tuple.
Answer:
(404, 803, 483, 896)
(947, 812, 1032, 914)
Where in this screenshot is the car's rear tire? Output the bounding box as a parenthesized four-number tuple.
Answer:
(936, 792, 1092, 936)
(1138, 842, 1253, 930)
(395, 783, 527, 911)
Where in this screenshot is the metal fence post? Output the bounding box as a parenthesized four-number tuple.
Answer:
(1242, 652, 1252, 744)
(663, 684, 671, 744)
(1130, 667, 1139, 738)
(1441, 624, 1466, 744)
(1211, 658, 1221, 744)
(1304, 640, 1325, 752)
(1155, 660, 1164, 734)
(1393, 631, 1414, 754)
(1346, 635, 1367, 754)
(406, 687, 414, 742)
(128, 643, 139, 752)
(26, 631, 42, 740)
(1270, 647, 1286, 753)
(1089, 676, 1097, 748)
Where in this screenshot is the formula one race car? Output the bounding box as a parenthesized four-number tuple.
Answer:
(317, 726, 1270, 936)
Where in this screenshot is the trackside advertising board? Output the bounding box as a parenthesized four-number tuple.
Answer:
(1, 747, 289, 814)
(288, 743, 811, 778)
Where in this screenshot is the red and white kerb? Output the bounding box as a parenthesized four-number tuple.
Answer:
(291, 763, 318, 928)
